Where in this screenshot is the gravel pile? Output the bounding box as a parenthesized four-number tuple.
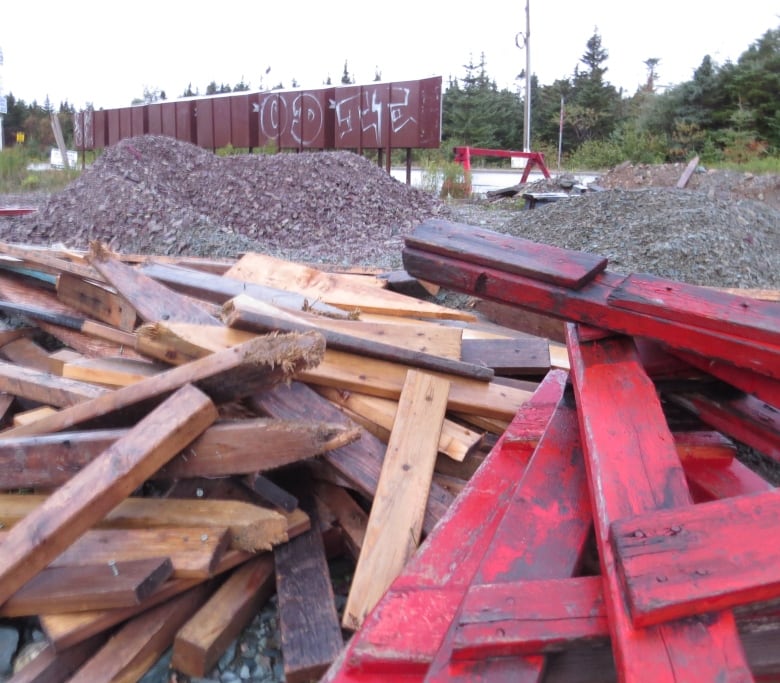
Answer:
(0, 135, 445, 267)
(491, 187, 780, 288)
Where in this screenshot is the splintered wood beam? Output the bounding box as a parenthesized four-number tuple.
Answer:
(316, 386, 483, 462)
(87, 242, 222, 325)
(276, 498, 344, 683)
(332, 370, 568, 677)
(0, 384, 217, 608)
(135, 322, 256, 365)
(0, 359, 108, 406)
(223, 295, 493, 381)
(428, 390, 591, 681)
(172, 554, 274, 677)
(343, 370, 450, 631)
(56, 272, 138, 331)
(67, 583, 213, 683)
(0, 419, 359, 490)
(299, 349, 532, 422)
(0, 557, 173, 617)
(3, 332, 325, 438)
(225, 251, 478, 321)
(405, 218, 608, 289)
(250, 380, 455, 537)
(567, 325, 750, 681)
(0, 494, 289, 554)
(611, 489, 780, 628)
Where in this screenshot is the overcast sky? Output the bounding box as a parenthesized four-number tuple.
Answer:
(1, 0, 778, 111)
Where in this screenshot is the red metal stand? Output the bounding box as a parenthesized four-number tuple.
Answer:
(452, 146, 552, 187)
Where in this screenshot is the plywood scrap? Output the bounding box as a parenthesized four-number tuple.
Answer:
(67, 583, 212, 683)
(86, 242, 221, 325)
(343, 370, 450, 630)
(276, 497, 344, 683)
(1, 557, 173, 617)
(0, 384, 217, 607)
(225, 252, 477, 321)
(172, 554, 275, 677)
(4, 332, 325, 438)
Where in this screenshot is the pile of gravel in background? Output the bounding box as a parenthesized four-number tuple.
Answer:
(0, 135, 445, 267)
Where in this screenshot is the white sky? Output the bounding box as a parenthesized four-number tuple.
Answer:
(1, 0, 779, 111)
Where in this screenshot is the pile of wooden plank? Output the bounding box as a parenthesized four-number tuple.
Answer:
(323, 218, 780, 682)
(0, 237, 552, 681)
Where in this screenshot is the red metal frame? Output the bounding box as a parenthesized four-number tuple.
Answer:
(452, 146, 551, 186)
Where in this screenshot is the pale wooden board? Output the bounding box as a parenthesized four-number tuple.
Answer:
(225, 252, 476, 321)
(297, 349, 533, 422)
(342, 370, 450, 630)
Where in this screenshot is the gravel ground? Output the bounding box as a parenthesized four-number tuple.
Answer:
(0, 139, 779, 682)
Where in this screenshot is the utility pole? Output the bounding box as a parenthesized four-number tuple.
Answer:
(516, 1, 532, 152)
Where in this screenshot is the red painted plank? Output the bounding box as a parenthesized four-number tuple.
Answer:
(452, 576, 607, 660)
(670, 349, 780, 408)
(401, 247, 780, 381)
(0, 207, 37, 216)
(405, 219, 608, 290)
(607, 273, 780, 348)
(425, 390, 591, 682)
(566, 325, 751, 682)
(322, 370, 568, 682)
(684, 458, 774, 502)
(612, 489, 780, 628)
(669, 391, 780, 463)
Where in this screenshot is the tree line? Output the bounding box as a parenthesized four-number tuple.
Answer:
(2, 25, 778, 168)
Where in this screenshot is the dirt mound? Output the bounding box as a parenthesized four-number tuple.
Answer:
(596, 161, 780, 210)
(0, 136, 445, 266)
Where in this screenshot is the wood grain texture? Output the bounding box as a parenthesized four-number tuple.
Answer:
(172, 554, 274, 676)
(276, 498, 343, 683)
(0, 385, 217, 607)
(343, 370, 450, 631)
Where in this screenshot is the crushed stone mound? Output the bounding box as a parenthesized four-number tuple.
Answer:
(492, 187, 780, 288)
(1, 135, 445, 266)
